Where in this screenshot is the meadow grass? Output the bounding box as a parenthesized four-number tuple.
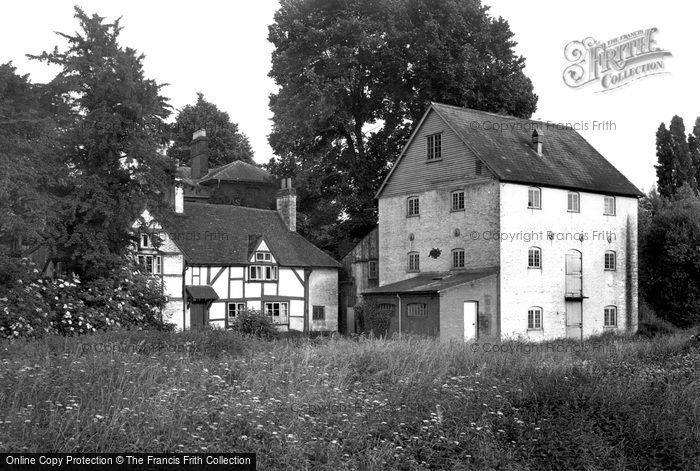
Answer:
(0, 329, 698, 470)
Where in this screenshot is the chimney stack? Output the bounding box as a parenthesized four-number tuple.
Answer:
(190, 129, 209, 179)
(276, 177, 297, 232)
(532, 129, 543, 156)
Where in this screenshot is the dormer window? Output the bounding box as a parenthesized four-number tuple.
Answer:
(255, 251, 272, 262)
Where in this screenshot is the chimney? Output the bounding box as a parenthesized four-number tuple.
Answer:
(276, 177, 297, 232)
(174, 182, 184, 214)
(532, 129, 543, 155)
(190, 129, 209, 179)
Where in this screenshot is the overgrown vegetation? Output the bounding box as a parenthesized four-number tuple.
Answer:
(0, 330, 697, 469)
(354, 299, 393, 337)
(228, 309, 280, 340)
(0, 259, 170, 339)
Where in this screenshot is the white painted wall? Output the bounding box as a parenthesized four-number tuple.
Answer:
(498, 183, 638, 340)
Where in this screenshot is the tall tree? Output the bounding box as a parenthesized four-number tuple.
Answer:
(168, 93, 255, 167)
(668, 115, 695, 192)
(31, 8, 173, 280)
(0, 63, 64, 283)
(267, 0, 538, 256)
(688, 117, 700, 192)
(655, 123, 675, 198)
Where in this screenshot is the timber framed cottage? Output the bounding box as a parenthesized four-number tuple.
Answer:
(132, 130, 340, 331)
(363, 102, 642, 341)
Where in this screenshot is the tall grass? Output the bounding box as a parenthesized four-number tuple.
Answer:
(1, 329, 698, 469)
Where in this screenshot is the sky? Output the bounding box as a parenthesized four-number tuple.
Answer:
(1, 0, 698, 193)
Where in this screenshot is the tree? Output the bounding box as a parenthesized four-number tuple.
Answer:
(639, 190, 700, 328)
(168, 93, 254, 167)
(0, 62, 64, 284)
(688, 117, 700, 192)
(669, 115, 695, 191)
(267, 0, 538, 256)
(655, 123, 675, 198)
(30, 8, 173, 280)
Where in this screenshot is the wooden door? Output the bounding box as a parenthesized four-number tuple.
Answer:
(190, 302, 207, 330)
(566, 301, 582, 339)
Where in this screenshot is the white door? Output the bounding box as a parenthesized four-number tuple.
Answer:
(463, 301, 477, 341)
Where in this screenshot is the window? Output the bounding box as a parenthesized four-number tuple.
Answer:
(452, 249, 465, 269)
(249, 265, 278, 281)
(378, 303, 395, 313)
(427, 133, 442, 160)
(604, 196, 616, 215)
(528, 307, 542, 330)
(255, 251, 272, 262)
(451, 190, 465, 211)
(407, 196, 420, 216)
(368, 260, 378, 280)
(191, 266, 201, 284)
(140, 233, 150, 248)
(528, 187, 541, 209)
(264, 302, 288, 322)
(528, 247, 541, 269)
(312, 306, 325, 320)
(604, 251, 616, 271)
(407, 303, 427, 317)
(567, 192, 580, 212)
(604, 306, 617, 327)
(137, 255, 162, 275)
(228, 302, 245, 318)
(407, 252, 420, 272)
(475, 160, 483, 176)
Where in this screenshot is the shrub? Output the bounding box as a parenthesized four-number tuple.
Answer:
(355, 299, 393, 337)
(228, 309, 279, 339)
(0, 258, 170, 339)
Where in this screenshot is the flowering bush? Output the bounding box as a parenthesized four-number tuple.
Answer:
(0, 258, 170, 339)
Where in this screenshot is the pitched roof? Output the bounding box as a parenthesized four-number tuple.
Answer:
(377, 103, 643, 198)
(176, 161, 276, 186)
(160, 202, 340, 268)
(185, 285, 219, 301)
(363, 267, 498, 294)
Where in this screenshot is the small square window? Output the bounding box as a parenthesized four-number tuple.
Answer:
(427, 133, 442, 160)
(407, 197, 420, 217)
(312, 305, 325, 320)
(228, 303, 245, 318)
(604, 196, 616, 215)
(451, 191, 465, 211)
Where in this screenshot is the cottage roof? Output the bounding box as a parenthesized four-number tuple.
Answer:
(161, 202, 340, 268)
(377, 102, 643, 198)
(363, 267, 499, 294)
(176, 160, 276, 186)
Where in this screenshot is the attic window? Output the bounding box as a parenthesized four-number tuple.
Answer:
(427, 133, 442, 160)
(255, 251, 272, 262)
(475, 160, 483, 175)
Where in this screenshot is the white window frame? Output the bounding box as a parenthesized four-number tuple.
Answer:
(451, 190, 465, 211)
(528, 187, 541, 209)
(604, 196, 616, 215)
(407, 252, 420, 272)
(228, 302, 246, 318)
(452, 248, 465, 269)
(255, 251, 272, 262)
(427, 133, 442, 160)
(249, 265, 278, 281)
(604, 306, 617, 327)
(528, 307, 543, 330)
(140, 233, 150, 248)
(567, 192, 580, 213)
(528, 247, 541, 269)
(604, 251, 616, 271)
(407, 196, 420, 217)
(137, 254, 162, 275)
(264, 302, 288, 323)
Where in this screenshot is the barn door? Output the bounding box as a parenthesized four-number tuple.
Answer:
(463, 301, 478, 341)
(566, 301, 582, 340)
